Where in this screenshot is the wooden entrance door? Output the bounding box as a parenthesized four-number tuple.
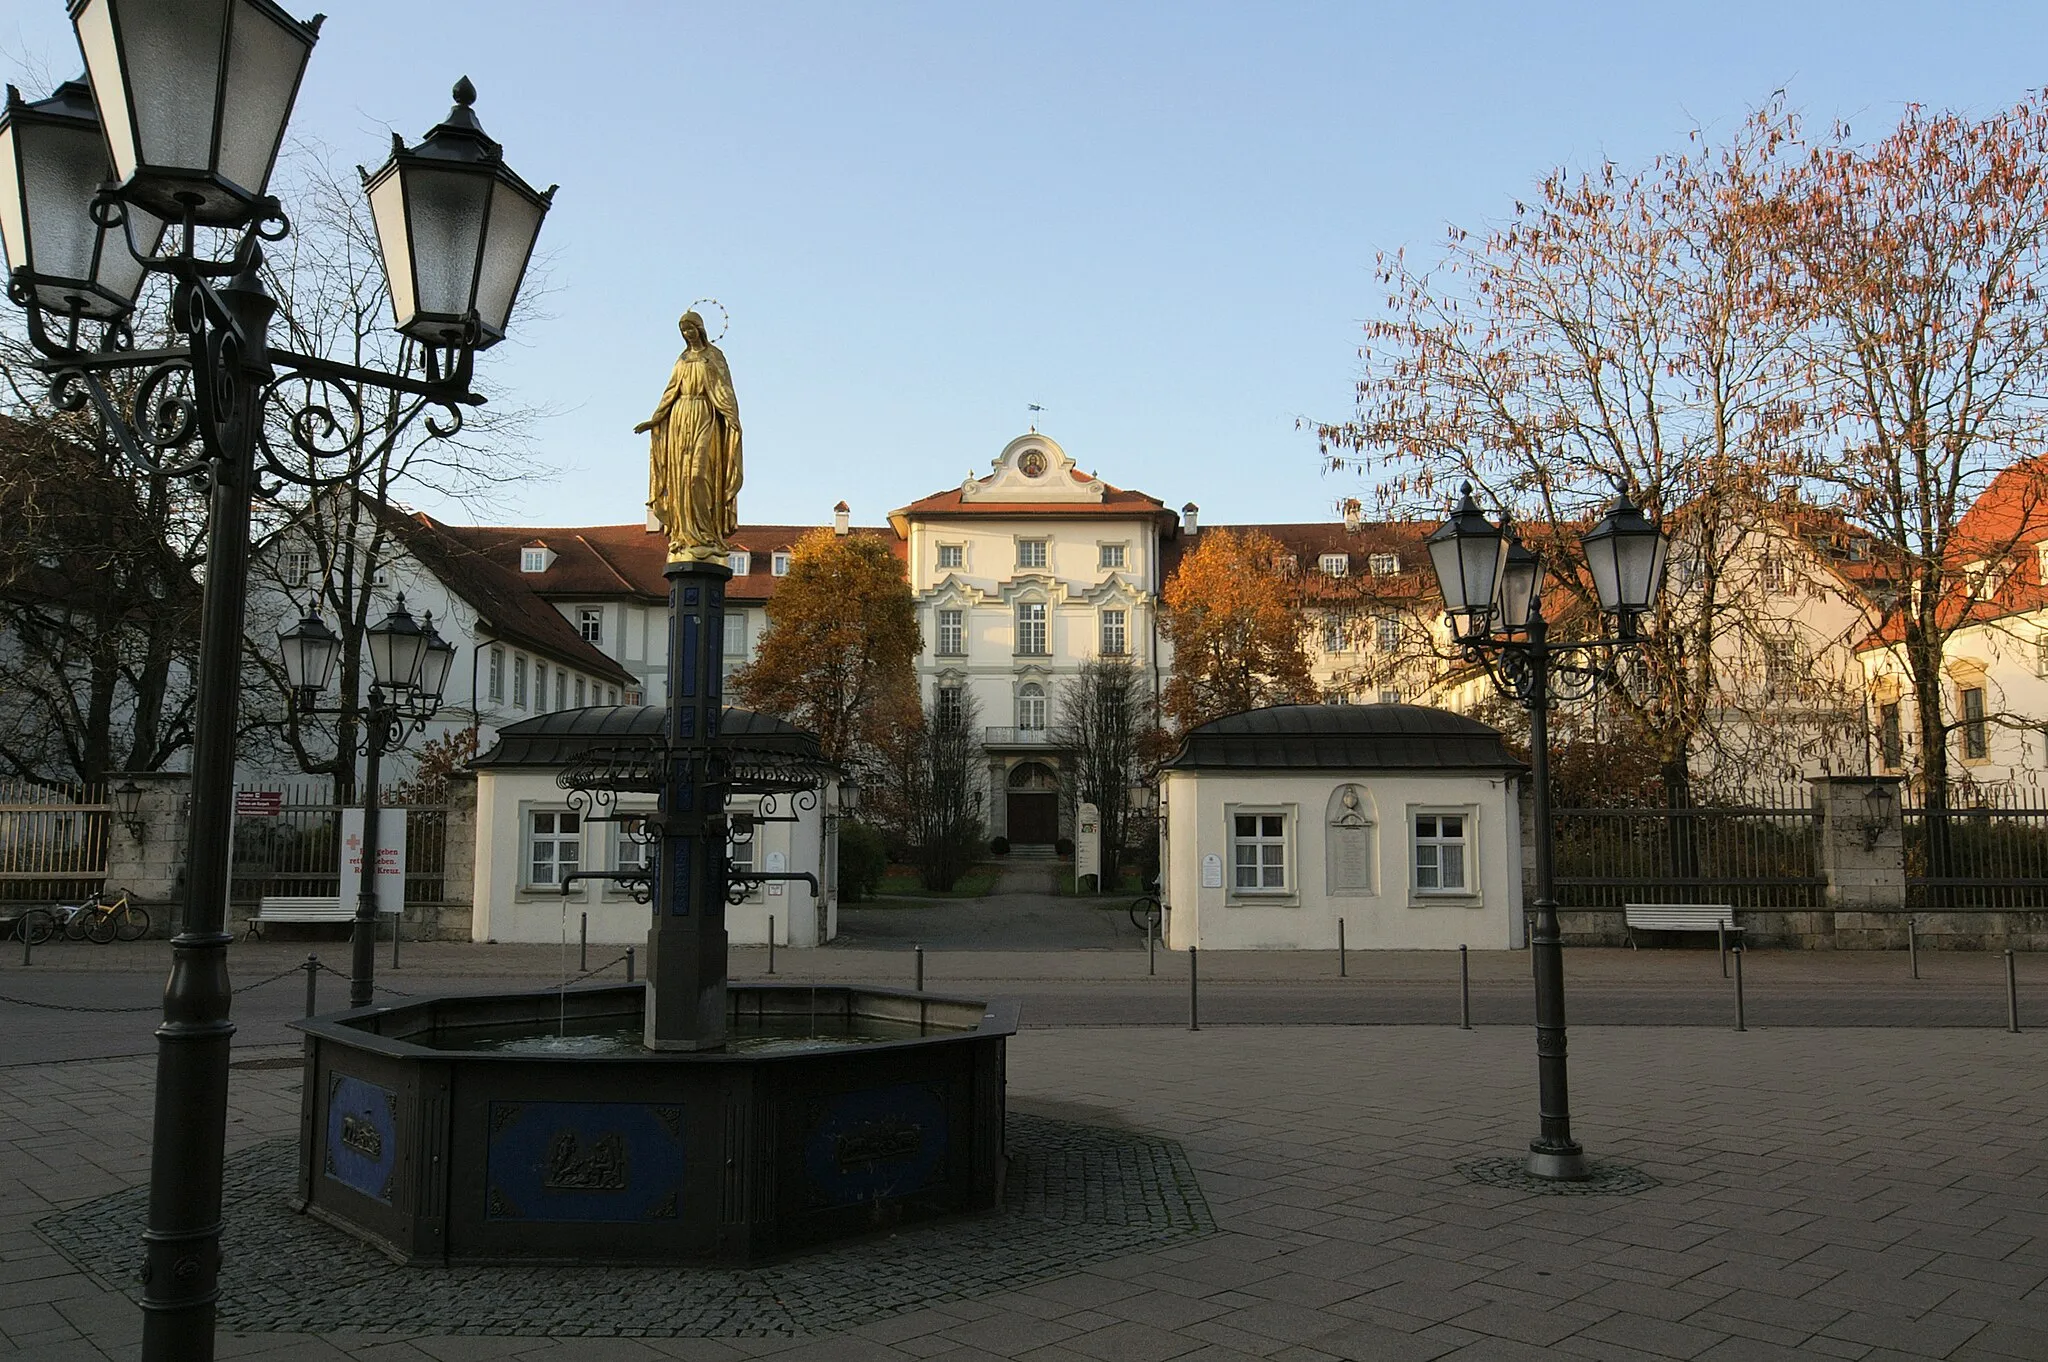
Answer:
(1007, 760, 1060, 844)
(1007, 792, 1058, 844)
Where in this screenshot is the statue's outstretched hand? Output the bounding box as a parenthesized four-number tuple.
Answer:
(633, 420, 655, 434)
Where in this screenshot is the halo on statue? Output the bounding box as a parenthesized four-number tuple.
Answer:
(688, 298, 730, 343)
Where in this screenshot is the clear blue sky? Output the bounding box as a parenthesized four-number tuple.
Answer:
(7, 2, 2047, 530)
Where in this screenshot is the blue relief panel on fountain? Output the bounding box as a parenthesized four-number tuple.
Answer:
(802, 1082, 949, 1208)
(325, 1074, 399, 1204)
(484, 1100, 686, 1222)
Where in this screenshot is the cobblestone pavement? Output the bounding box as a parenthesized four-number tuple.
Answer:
(6, 1025, 2045, 1360)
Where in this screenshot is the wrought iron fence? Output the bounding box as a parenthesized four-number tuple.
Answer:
(1904, 786, 2048, 909)
(0, 777, 107, 904)
(230, 782, 448, 907)
(1552, 780, 1824, 910)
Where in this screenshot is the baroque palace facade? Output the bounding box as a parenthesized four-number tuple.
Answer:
(287, 432, 1441, 844)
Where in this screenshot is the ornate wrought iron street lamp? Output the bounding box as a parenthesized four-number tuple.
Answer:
(0, 5, 550, 1352)
(281, 597, 452, 1006)
(1425, 483, 1666, 1180)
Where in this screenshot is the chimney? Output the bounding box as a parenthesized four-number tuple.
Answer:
(833, 500, 850, 535)
(1342, 497, 1362, 533)
(1182, 502, 1199, 535)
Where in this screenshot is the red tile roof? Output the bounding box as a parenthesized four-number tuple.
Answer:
(433, 521, 905, 604)
(368, 505, 638, 686)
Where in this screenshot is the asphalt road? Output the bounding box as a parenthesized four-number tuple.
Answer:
(2, 941, 2032, 1067)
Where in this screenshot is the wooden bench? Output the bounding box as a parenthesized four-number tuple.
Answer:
(246, 896, 396, 938)
(1624, 903, 1740, 949)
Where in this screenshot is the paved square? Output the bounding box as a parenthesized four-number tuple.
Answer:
(5, 1022, 2046, 1359)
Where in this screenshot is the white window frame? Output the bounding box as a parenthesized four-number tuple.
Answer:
(1411, 808, 1476, 899)
(727, 550, 750, 576)
(1322, 618, 1346, 654)
(487, 646, 504, 702)
(772, 551, 792, 577)
(937, 607, 965, 656)
(935, 684, 964, 731)
(554, 668, 566, 711)
(579, 607, 602, 644)
(1319, 553, 1349, 578)
(524, 808, 581, 889)
(936, 543, 964, 571)
(1100, 608, 1126, 656)
(1368, 552, 1400, 576)
(1018, 682, 1047, 732)
(520, 547, 547, 573)
(1017, 539, 1048, 570)
(607, 687, 619, 705)
(1227, 806, 1293, 898)
(727, 808, 762, 903)
(1961, 685, 1989, 761)
(512, 654, 528, 710)
(1099, 542, 1127, 570)
(1375, 615, 1401, 653)
(723, 611, 747, 659)
(1016, 601, 1048, 655)
(575, 676, 586, 706)
(283, 548, 314, 585)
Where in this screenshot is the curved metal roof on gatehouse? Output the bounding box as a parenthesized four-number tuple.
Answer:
(1164, 704, 1524, 772)
(471, 705, 819, 768)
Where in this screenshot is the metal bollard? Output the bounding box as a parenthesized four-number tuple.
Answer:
(1338, 918, 1347, 977)
(2007, 948, 2020, 1033)
(1908, 914, 1919, 980)
(626, 946, 635, 983)
(1188, 943, 1200, 1032)
(1147, 911, 1156, 977)
(580, 912, 588, 972)
(1459, 944, 1472, 1030)
(1718, 923, 1727, 979)
(1733, 944, 1746, 1032)
(915, 945, 924, 993)
(768, 915, 776, 975)
(303, 954, 320, 1018)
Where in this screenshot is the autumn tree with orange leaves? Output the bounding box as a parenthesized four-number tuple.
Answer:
(1316, 104, 1874, 826)
(730, 529, 919, 765)
(1161, 529, 1317, 731)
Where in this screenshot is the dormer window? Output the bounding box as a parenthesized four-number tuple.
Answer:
(520, 546, 549, 573)
(1368, 552, 1400, 576)
(1320, 553, 1349, 578)
(772, 551, 791, 576)
(728, 550, 750, 576)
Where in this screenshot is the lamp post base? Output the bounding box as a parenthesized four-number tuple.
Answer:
(1527, 1142, 1591, 1181)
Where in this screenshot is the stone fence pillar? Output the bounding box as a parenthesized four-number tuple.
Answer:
(1809, 775, 1907, 945)
(434, 772, 479, 941)
(102, 771, 191, 929)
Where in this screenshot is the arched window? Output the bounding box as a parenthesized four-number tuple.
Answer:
(1018, 682, 1046, 731)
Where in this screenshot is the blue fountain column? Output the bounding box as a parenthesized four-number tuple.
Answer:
(644, 558, 731, 1050)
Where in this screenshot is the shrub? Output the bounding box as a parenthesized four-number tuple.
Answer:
(1055, 836, 1074, 858)
(837, 820, 889, 903)
(990, 836, 1011, 856)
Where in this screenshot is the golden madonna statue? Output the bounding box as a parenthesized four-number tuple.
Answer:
(636, 310, 743, 563)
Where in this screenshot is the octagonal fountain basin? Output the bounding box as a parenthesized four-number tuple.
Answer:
(291, 983, 1018, 1265)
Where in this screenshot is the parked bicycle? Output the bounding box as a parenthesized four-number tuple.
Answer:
(1128, 893, 1162, 936)
(13, 888, 148, 945)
